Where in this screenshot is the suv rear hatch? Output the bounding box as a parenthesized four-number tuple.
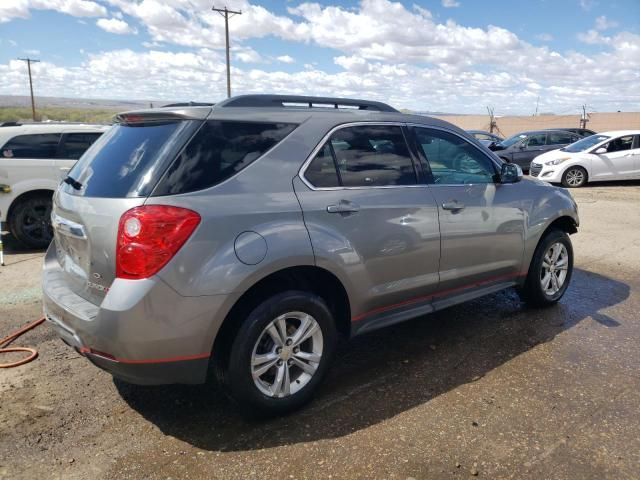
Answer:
(51, 110, 206, 305)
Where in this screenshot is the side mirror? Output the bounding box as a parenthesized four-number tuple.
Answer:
(594, 147, 607, 154)
(499, 162, 523, 183)
(518, 143, 526, 149)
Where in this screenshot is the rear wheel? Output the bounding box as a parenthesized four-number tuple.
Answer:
(220, 291, 337, 417)
(519, 229, 573, 307)
(9, 194, 53, 249)
(562, 166, 587, 188)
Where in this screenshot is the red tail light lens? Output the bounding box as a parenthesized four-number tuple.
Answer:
(116, 205, 201, 279)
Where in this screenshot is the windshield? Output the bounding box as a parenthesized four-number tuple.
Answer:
(561, 134, 610, 153)
(498, 134, 527, 148)
(64, 119, 200, 198)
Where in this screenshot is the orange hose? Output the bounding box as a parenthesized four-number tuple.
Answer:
(0, 317, 45, 368)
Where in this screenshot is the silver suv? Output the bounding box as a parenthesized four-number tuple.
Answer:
(43, 95, 578, 416)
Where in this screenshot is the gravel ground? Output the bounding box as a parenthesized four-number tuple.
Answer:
(1, 181, 639, 480)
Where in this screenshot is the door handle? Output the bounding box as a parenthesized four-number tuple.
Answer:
(442, 201, 465, 211)
(60, 167, 71, 172)
(327, 201, 360, 214)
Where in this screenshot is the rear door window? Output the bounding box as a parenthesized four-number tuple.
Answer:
(304, 143, 341, 188)
(303, 125, 417, 188)
(1, 133, 61, 159)
(547, 132, 575, 145)
(152, 121, 297, 195)
(58, 132, 103, 160)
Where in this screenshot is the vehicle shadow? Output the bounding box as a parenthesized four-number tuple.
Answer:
(115, 267, 629, 451)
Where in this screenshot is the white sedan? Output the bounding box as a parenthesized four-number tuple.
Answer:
(530, 130, 640, 187)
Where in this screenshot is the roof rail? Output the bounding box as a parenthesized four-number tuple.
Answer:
(162, 101, 215, 108)
(215, 95, 398, 112)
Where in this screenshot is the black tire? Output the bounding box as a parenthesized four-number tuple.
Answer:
(219, 290, 337, 418)
(519, 229, 573, 307)
(561, 166, 587, 188)
(9, 194, 53, 249)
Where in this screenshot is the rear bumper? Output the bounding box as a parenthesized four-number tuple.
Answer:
(42, 245, 236, 385)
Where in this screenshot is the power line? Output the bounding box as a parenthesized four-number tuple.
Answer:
(17, 57, 40, 121)
(212, 5, 242, 98)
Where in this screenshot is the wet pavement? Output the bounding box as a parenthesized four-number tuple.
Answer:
(1, 182, 639, 479)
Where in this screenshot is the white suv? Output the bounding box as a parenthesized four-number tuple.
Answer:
(0, 123, 108, 248)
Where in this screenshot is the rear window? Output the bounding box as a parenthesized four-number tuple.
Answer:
(152, 120, 297, 195)
(1, 133, 61, 159)
(64, 120, 200, 198)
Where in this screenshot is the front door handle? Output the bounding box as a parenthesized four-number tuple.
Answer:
(327, 201, 360, 214)
(442, 201, 465, 211)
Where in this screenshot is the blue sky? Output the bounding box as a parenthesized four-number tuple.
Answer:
(0, 0, 639, 113)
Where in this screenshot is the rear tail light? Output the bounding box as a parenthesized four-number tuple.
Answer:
(116, 205, 201, 279)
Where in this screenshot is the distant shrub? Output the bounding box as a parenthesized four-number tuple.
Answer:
(0, 107, 117, 124)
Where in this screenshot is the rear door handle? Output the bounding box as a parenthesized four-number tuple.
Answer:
(327, 201, 360, 214)
(442, 201, 465, 211)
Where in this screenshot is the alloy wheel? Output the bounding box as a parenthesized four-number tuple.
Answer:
(540, 242, 569, 296)
(565, 168, 585, 187)
(251, 311, 323, 398)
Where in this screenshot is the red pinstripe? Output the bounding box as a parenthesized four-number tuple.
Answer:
(352, 272, 526, 322)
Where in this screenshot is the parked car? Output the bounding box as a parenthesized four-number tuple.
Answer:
(466, 130, 503, 147)
(530, 130, 640, 187)
(0, 123, 108, 248)
(548, 128, 596, 138)
(490, 130, 582, 172)
(43, 95, 578, 416)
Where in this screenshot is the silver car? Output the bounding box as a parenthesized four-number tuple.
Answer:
(43, 95, 578, 416)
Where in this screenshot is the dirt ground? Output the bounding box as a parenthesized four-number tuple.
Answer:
(1, 181, 639, 480)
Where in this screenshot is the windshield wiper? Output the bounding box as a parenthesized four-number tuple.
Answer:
(64, 175, 83, 190)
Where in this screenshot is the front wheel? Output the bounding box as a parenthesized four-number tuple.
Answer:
(221, 291, 337, 417)
(562, 166, 587, 188)
(519, 229, 573, 307)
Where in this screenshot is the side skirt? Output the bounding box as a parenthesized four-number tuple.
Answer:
(351, 280, 518, 337)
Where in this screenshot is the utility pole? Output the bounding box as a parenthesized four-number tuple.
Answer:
(487, 106, 496, 134)
(534, 96, 540, 116)
(18, 57, 40, 121)
(212, 5, 241, 98)
(580, 105, 589, 129)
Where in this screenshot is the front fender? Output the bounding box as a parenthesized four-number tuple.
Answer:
(522, 184, 579, 276)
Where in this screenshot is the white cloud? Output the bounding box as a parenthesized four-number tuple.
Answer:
(579, 0, 596, 11)
(442, 0, 460, 7)
(0, 0, 106, 23)
(0, 40, 637, 114)
(594, 15, 618, 31)
(536, 33, 553, 42)
(23, 49, 40, 55)
(235, 47, 263, 63)
(276, 55, 294, 64)
(96, 17, 137, 34)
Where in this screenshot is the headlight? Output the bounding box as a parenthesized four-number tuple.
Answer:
(545, 157, 570, 166)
